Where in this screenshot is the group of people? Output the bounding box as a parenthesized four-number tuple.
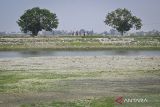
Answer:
(71, 30, 93, 36)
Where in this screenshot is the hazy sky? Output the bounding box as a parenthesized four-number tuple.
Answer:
(0, 0, 160, 33)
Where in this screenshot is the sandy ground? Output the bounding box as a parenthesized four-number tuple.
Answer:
(0, 56, 160, 107)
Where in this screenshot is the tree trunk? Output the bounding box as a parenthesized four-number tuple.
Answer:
(121, 31, 124, 36)
(31, 29, 38, 37)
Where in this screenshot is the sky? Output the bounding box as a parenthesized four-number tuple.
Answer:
(0, 0, 160, 33)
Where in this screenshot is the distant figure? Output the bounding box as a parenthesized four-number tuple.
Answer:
(72, 31, 75, 36)
(83, 31, 86, 36)
(87, 31, 89, 36)
(76, 31, 79, 36)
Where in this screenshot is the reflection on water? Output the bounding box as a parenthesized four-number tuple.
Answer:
(112, 50, 141, 56)
(0, 50, 160, 58)
(20, 51, 55, 56)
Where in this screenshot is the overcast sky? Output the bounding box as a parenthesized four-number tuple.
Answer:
(0, 0, 160, 33)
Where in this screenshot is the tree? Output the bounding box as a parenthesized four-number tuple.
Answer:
(79, 29, 86, 36)
(17, 7, 58, 36)
(104, 8, 142, 35)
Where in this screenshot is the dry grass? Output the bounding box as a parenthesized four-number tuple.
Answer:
(0, 36, 160, 50)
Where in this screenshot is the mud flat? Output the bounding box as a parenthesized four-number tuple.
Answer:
(0, 56, 160, 107)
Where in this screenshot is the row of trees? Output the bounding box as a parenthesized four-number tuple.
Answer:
(101, 29, 160, 36)
(41, 29, 94, 36)
(1, 29, 159, 37)
(17, 7, 142, 36)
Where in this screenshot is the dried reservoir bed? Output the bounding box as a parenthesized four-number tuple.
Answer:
(0, 56, 160, 107)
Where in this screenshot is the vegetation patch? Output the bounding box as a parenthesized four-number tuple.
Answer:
(0, 36, 160, 50)
(21, 97, 114, 107)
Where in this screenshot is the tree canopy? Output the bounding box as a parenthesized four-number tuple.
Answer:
(104, 8, 142, 35)
(17, 7, 58, 36)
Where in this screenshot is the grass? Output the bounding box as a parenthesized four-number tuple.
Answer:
(0, 70, 102, 93)
(116, 95, 160, 107)
(0, 69, 160, 94)
(0, 36, 160, 50)
(20, 95, 160, 107)
(21, 97, 114, 107)
(0, 56, 160, 107)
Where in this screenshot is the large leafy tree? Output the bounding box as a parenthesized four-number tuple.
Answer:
(104, 8, 142, 35)
(17, 7, 58, 36)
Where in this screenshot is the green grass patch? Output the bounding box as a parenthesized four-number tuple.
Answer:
(115, 95, 160, 107)
(0, 70, 100, 93)
(21, 97, 114, 107)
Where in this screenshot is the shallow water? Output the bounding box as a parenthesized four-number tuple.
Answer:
(0, 50, 160, 58)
